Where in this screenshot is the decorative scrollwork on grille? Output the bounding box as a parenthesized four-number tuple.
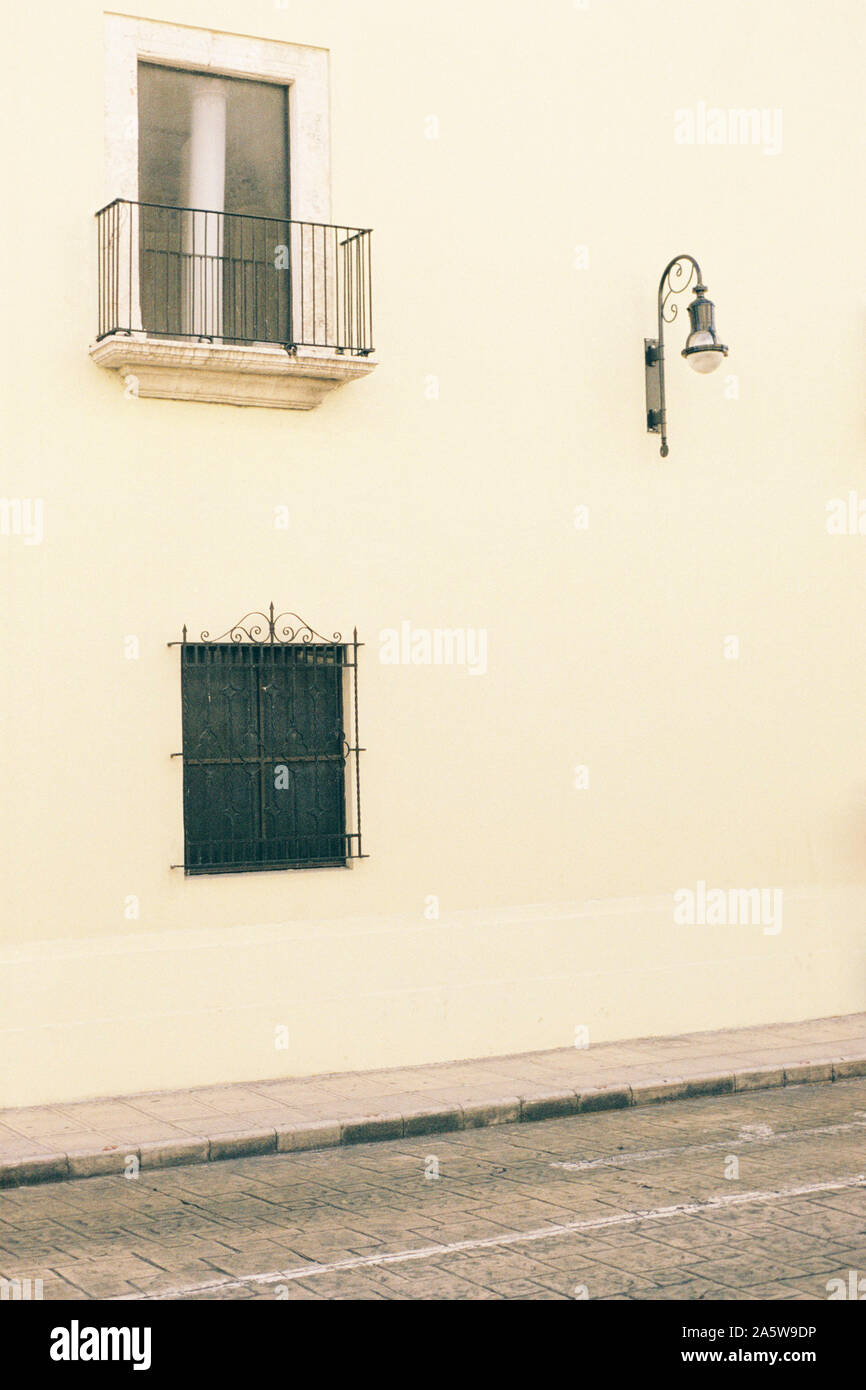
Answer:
(660, 255, 700, 325)
(185, 602, 342, 646)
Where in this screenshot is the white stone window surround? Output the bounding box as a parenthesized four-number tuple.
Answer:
(93, 15, 375, 408)
(103, 13, 331, 224)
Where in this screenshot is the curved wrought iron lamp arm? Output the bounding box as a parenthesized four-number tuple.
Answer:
(645, 253, 708, 458)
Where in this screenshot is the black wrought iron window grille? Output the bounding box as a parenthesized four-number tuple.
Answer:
(169, 605, 365, 875)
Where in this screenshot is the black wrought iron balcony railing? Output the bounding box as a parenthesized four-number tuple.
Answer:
(95, 199, 374, 356)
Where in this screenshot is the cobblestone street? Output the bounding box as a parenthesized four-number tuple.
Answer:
(2, 1079, 865, 1301)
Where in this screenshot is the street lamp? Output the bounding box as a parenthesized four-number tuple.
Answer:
(645, 254, 728, 457)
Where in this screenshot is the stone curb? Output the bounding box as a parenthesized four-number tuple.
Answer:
(1, 1054, 864, 1189)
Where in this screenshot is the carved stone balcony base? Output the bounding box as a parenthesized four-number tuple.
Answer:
(89, 335, 376, 410)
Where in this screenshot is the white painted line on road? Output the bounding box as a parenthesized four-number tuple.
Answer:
(550, 1118, 866, 1171)
(116, 1171, 866, 1300)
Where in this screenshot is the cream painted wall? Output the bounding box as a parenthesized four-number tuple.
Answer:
(1, 0, 865, 1106)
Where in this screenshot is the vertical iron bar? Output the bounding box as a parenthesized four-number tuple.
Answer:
(338, 228, 343, 348)
(128, 202, 133, 333)
(367, 231, 373, 351)
(311, 225, 316, 345)
(355, 234, 361, 352)
(254, 217, 260, 341)
(353, 628, 362, 857)
(115, 202, 120, 334)
(343, 229, 349, 351)
(356, 231, 361, 351)
(348, 229, 353, 350)
(109, 205, 114, 333)
(290, 220, 295, 345)
(173, 205, 179, 334)
(257, 646, 266, 864)
(301, 221, 306, 345)
(242, 213, 248, 340)
(97, 211, 102, 335)
(193, 202, 197, 336)
(106, 205, 111, 333)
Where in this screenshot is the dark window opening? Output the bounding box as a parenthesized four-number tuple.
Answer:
(137, 62, 291, 344)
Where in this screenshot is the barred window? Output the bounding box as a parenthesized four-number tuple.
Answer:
(173, 609, 364, 875)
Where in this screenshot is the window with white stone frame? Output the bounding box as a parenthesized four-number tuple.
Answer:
(91, 16, 375, 409)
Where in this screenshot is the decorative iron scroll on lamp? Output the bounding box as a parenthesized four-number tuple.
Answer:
(645, 255, 728, 457)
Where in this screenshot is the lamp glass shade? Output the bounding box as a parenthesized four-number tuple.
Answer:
(684, 330, 725, 373)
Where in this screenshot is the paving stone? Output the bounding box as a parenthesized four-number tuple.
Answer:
(139, 1137, 209, 1170)
(276, 1121, 342, 1153)
(341, 1116, 404, 1145)
(208, 1130, 277, 1162)
(0, 1155, 69, 1188)
(402, 1108, 464, 1137)
(520, 1092, 582, 1122)
(66, 1148, 133, 1179)
(833, 1058, 866, 1079)
(578, 1086, 631, 1113)
(734, 1066, 786, 1092)
(681, 1073, 735, 1098)
(461, 1099, 522, 1129)
(785, 1063, 835, 1086)
(630, 1080, 691, 1106)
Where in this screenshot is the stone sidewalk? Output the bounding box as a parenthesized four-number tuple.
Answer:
(2, 1013, 865, 1188)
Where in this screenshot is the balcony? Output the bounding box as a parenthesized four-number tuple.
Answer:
(90, 200, 376, 409)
